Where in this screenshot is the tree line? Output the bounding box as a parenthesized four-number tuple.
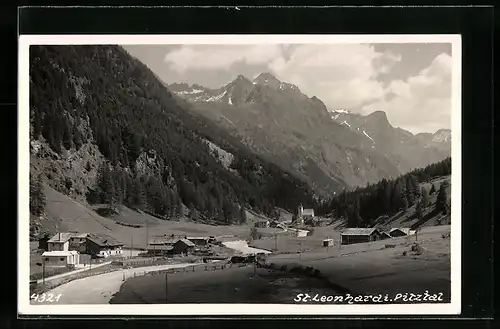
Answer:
(317, 157, 451, 227)
(29, 45, 318, 223)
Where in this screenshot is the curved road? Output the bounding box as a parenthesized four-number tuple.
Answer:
(31, 262, 200, 305)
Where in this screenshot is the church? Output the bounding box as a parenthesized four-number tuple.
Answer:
(296, 204, 316, 226)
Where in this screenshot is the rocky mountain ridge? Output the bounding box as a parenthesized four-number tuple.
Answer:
(168, 73, 451, 195)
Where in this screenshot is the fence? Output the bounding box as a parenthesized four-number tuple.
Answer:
(30, 265, 118, 295)
(30, 267, 72, 281)
(128, 261, 255, 280)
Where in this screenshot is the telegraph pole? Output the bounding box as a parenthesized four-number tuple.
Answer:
(130, 234, 133, 258)
(42, 259, 45, 284)
(165, 272, 168, 302)
(145, 218, 149, 250)
(274, 234, 277, 251)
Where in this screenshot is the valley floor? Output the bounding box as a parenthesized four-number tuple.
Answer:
(30, 225, 451, 305)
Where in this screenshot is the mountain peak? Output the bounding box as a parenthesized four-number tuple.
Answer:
(432, 129, 451, 143)
(253, 72, 282, 89)
(255, 72, 279, 81)
(235, 74, 250, 82)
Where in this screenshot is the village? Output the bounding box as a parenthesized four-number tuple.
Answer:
(31, 202, 421, 286)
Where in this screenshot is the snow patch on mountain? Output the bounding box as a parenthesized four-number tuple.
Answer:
(341, 120, 351, 128)
(362, 130, 375, 144)
(207, 90, 227, 102)
(177, 89, 204, 95)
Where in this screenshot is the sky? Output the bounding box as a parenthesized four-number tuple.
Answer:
(123, 43, 452, 134)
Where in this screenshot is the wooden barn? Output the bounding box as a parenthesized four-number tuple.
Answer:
(172, 239, 195, 255)
(341, 228, 383, 245)
(389, 228, 411, 238)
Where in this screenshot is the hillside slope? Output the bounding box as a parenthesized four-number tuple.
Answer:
(29, 45, 318, 234)
(32, 184, 257, 246)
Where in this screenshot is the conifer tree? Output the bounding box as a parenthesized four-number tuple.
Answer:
(421, 187, 430, 207)
(97, 164, 116, 209)
(29, 174, 46, 216)
(415, 200, 424, 219)
(131, 176, 146, 210)
(436, 182, 449, 215)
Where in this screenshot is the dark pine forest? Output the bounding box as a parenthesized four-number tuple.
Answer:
(317, 157, 451, 227)
(29, 45, 318, 223)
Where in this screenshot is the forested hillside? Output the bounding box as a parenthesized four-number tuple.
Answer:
(29, 45, 318, 224)
(318, 157, 451, 227)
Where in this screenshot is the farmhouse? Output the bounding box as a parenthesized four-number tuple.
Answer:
(68, 233, 88, 253)
(380, 231, 392, 240)
(389, 228, 413, 238)
(149, 235, 181, 246)
(341, 228, 383, 245)
(47, 232, 89, 252)
(172, 239, 195, 255)
(47, 233, 72, 251)
(187, 236, 210, 246)
(86, 233, 123, 258)
(146, 244, 173, 256)
(41, 250, 80, 267)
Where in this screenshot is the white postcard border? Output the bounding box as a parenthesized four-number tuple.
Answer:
(18, 34, 462, 316)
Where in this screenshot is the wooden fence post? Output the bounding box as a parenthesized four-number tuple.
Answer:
(165, 272, 168, 302)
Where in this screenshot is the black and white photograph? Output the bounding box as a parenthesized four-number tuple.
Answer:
(19, 34, 461, 315)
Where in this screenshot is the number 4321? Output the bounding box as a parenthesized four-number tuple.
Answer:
(31, 293, 62, 303)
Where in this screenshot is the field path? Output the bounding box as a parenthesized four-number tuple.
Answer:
(31, 262, 200, 305)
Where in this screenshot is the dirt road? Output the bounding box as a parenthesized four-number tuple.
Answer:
(30, 262, 200, 305)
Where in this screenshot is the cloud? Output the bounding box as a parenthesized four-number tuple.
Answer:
(162, 44, 451, 133)
(164, 45, 283, 73)
(360, 53, 452, 133)
(268, 44, 401, 108)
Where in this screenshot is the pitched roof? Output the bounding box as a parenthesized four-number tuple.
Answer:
(149, 236, 179, 245)
(186, 236, 210, 240)
(341, 228, 380, 236)
(176, 239, 195, 247)
(42, 250, 79, 257)
(87, 233, 123, 247)
(390, 228, 411, 235)
(48, 232, 89, 243)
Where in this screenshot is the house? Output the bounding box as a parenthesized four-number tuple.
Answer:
(380, 231, 392, 240)
(389, 228, 412, 238)
(68, 233, 88, 253)
(47, 233, 72, 251)
(38, 235, 50, 251)
(149, 235, 180, 246)
(341, 228, 383, 245)
(323, 239, 334, 247)
(172, 239, 195, 255)
(41, 250, 80, 267)
(186, 237, 210, 246)
(146, 244, 173, 256)
(47, 232, 89, 252)
(86, 233, 123, 258)
(254, 220, 269, 228)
